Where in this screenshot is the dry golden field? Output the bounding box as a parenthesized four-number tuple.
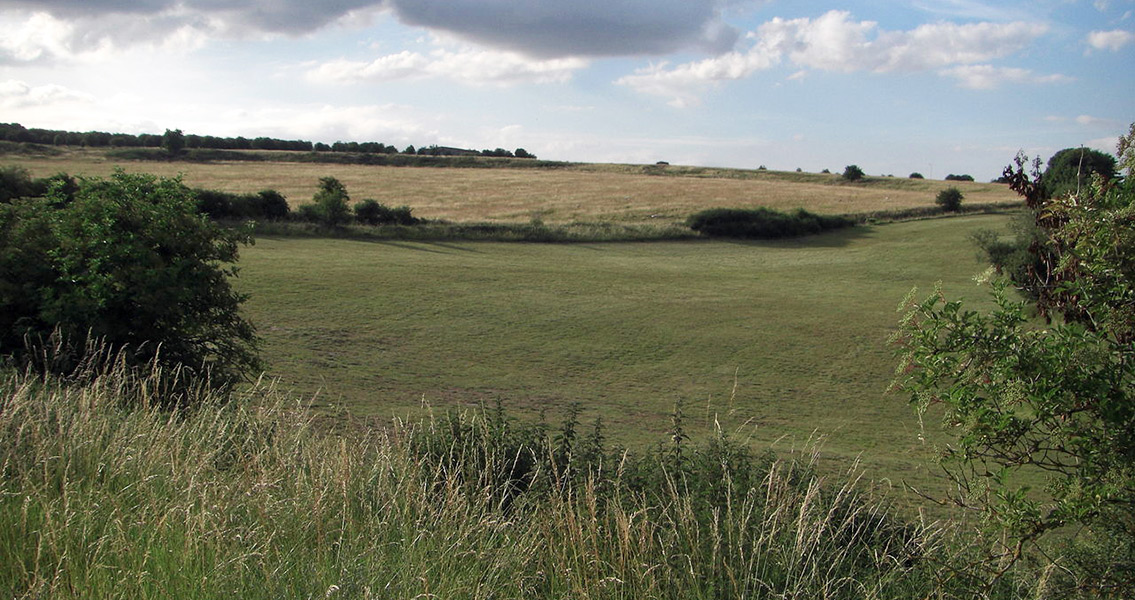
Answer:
(11, 148, 1020, 223)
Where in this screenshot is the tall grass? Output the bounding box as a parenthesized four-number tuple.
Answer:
(0, 360, 1031, 599)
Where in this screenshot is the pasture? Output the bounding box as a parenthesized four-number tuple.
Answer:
(13, 148, 1018, 224)
(234, 214, 1010, 497)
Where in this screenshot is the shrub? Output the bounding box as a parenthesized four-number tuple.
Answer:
(934, 187, 964, 212)
(909, 172, 924, 179)
(353, 198, 418, 226)
(943, 173, 974, 182)
(687, 207, 854, 239)
(0, 170, 260, 388)
(299, 176, 352, 227)
(895, 147, 1135, 594)
(251, 189, 290, 220)
(842, 164, 865, 181)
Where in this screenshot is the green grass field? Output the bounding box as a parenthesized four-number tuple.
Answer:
(235, 214, 1009, 499)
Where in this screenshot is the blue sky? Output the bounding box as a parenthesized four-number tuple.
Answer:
(1, 0, 1132, 181)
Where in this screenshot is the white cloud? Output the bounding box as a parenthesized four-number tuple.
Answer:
(0, 79, 94, 108)
(308, 48, 588, 86)
(620, 10, 1049, 104)
(1086, 29, 1135, 51)
(939, 64, 1070, 89)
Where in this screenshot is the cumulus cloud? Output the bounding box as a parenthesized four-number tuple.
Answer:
(385, 0, 748, 58)
(620, 10, 1050, 104)
(939, 64, 1070, 89)
(1087, 29, 1135, 51)
(0, 79, 94, 108)
(308, 48, 588, 86)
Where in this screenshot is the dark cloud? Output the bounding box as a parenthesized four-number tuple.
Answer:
(0, 0, 381, 36)
(1, 0, 746, 57)
(386, 0, 742, 57)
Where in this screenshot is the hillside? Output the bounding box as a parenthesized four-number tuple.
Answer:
(6, 146, 1019, 225)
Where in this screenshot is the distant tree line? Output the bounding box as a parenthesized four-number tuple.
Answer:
(0, 123, 536, 160)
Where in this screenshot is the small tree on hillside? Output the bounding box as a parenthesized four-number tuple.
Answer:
(935, 187, 963, 212)
(842, 165, 865, 181)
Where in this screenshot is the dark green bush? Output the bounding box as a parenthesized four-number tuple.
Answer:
(842, 165, 865, 181)
(687, 207, 854, 239)
(0, 170, 260, 388)
(935, 187, 964, 212)
(194, 188, 290, 220)
(353, 198, 418, 225)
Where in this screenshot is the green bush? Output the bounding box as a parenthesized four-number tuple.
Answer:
(298, 176, 352, 227)
(687, 207, 854, 239)
(194, 188, 290, 220)
(842, 164, 865, 181)
(895, 145, 1135, 594)
(934, 187, 964, 212)
(0, 170, 260, 388)
(353, 198, 418, 225)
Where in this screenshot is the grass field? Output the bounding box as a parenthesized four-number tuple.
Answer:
(234, 214, 1010, 501)
(10, 148, 1018, 224)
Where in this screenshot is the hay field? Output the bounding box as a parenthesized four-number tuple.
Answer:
(12, 148, 1019, 224)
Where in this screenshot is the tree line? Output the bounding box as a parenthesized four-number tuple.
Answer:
(0, 123, 536, 159)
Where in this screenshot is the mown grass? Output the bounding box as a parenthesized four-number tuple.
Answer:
(233, 214, 1011, 505)
(8, 148, 1019, 225)
(0, 360, 1035, 599)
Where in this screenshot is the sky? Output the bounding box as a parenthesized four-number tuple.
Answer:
(1, 1, 1133, 181)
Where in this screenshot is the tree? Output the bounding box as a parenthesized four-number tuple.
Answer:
(162, 128, 186, 155)
(894, 144, 1135, 595)
(301, 176, 352, 227)
(1042, 147, 1116, 200)
(0, 170, 260, 390)
(909, 172, 924, 179)
(842, 164, 865, 181)
(934, 187, 963, 212)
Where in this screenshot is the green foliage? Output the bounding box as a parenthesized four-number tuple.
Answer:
(352, 198, 418, 225)
(909, 172, 924, 179)
(842, 164, 865, 181)
(0, 165, 38, 202)
(1042, 147, 1117, 199)
(894, 144, 1135, 594)
(687, 206, 854, 239)
(935, 187, 964, 212)
(161, 128, 185, 155)
(194, 188, 290, 220)
(944, 173, 974, 182)
(0, 170, 260, 389)
(302, 176, 352, 227)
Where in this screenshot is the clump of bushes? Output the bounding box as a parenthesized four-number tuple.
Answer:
(194, 188, 290, 220)
(353, 198, 418, 225)
(687, 207, 855, 239)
